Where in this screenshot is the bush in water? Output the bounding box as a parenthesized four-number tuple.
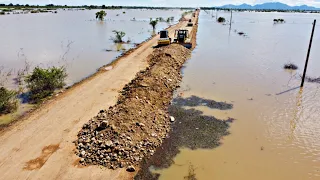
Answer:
(95, 10, 106, 21)
(112, 30, 126, 43)
(0, 87, 18, 115)
(217, 17, 225, 23)
(149, 19, 158, 30)
(284, 63, 298, 70)
(25, 66, 67, 103)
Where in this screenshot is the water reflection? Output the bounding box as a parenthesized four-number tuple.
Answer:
(288, 88, 303, 141)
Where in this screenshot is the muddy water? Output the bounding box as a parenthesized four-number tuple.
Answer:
(154, 11, 320, 179)
(0, 9, 183, 87)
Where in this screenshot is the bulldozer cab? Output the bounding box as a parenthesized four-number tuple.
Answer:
(174, 29, 189, 43)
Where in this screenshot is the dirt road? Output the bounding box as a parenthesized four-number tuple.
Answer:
(0, 14, 197, 180)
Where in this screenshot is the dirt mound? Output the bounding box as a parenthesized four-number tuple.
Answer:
(75, 44, 191, 170)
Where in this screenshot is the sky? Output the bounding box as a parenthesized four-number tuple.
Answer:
(1, 0, 320, 7)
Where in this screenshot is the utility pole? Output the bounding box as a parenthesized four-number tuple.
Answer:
(230, 10, 233, 27)
(301, 19, 316, 87)
(216, 10, 218, 20)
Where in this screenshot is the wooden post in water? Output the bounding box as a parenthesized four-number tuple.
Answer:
(301, 19, 316, 87)
(216, 10, 218, 20)
(230, 10, 233, 28)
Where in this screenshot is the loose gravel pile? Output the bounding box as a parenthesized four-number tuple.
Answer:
(75, 44, 191, 171)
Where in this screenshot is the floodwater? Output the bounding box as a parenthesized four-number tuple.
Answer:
(0, 9, 183, 87)
(154, 11, 320, 179)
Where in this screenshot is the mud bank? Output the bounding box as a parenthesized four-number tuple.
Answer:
(75, 44, 193, 170)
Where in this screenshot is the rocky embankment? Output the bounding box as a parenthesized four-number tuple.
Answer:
(75, 44, 191, 171)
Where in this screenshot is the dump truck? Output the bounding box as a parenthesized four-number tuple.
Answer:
(157, 30, 171, 46)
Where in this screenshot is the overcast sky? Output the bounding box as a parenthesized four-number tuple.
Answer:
(1, 0, 320, 7)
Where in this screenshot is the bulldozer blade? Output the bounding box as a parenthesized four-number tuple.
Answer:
(183, 43, 192, 49)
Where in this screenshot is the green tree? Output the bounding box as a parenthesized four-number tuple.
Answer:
(0, 87, 18, 114)
(149, 19, 158, 30)
(112, 30, 126, 43)
(95, 10, 107, 21)
(25, 66, 67, 103)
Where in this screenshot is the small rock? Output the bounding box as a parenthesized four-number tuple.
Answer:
(80, 158, 85, 162)
(261, 146, 264, 151)
(170, 116, 175, 122)
(105, 140, 113, 147)
(126, 165, 136, 172)
(80, 151, 86, 156)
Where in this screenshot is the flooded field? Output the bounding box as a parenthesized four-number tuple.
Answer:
(0, 9, 183, 87)
(144, 11, 320, 179)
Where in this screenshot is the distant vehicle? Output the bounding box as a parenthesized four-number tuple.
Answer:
(187, 19, 193, 27)
(157, 30, 171, 46)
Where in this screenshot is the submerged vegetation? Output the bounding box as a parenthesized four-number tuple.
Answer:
(149, 19, 158, 30)
(274, 18, 285, 23)
(284, 63, 298, 70)
(95, 10, 107, 21)
(217, 17, 226, 23)
(25, 66, 67, 103)
(112, 30, 126, 43)
(0, 87, 18, 115)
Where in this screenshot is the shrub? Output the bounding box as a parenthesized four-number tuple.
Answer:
(95, 10, 106, 21)
(0, 11, 5, 15)
(25, 66, 67, 103)
(217, 17, 225, 23)
(112, 30, 126, 43)
(284, 63, 298, 70)
(0, 87, 18, 114)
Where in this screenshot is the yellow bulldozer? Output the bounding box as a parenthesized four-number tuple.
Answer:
(172, 29, 192, 49)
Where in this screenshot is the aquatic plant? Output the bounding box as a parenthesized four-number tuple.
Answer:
(274, 18, 285, 23)
(0, 11, 5, 15)
(95, 10, 106, 21)
(112, 30, 126, 43)
(25, 66, 67, 103)
(149, 19, 158, 30)
(217, 17, 225, 23)
(0, 87, 18, 115)
(284, 63, 298, 70)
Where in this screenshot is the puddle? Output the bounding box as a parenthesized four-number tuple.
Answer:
(24, 144, 60, 170)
